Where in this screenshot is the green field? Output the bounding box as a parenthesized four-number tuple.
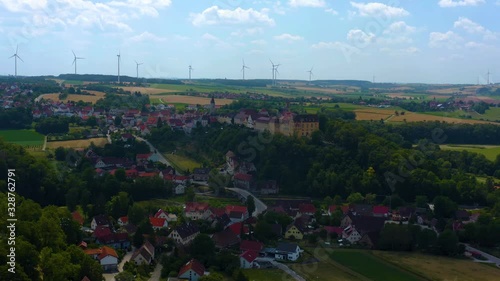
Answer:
(63, 80, 84, 85)
(164, 153, 202, 173)
(0, 129, 45, 146)
(440, 144, 500, 161)
(330, 250, 423, 281)
(243, 269, 292, 281)
(422, 107, 500, 122)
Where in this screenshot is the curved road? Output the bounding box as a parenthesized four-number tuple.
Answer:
(226, 187, 267, 216)
(134, 135, 177, 173)
(465, 244, 500, 267)
(256, 258, 306, 281)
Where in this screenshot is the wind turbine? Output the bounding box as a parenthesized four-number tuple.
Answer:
(9, 45, 23, 77)
(72, 50, 84, 75)
(269, 59, 280, 85)
(188, 64, 193, 80)
(135, 61, 143, 79)
(241, 59, 250, 80)
(117, 51, 121, 83)
(487, 70, 491, 85)
(307, 67, 314, 82)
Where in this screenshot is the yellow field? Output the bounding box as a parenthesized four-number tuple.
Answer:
(117, 86, 176, 95)
(354, 109, 395, 121)
(156, 95, 234, 105)
(46, 138, 108, 149)
(390, 112, 494, 124)
(373, 251, 500, 281)
(40, 91, 106, 104)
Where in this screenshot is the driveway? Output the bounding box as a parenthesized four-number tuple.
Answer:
(226, 188, 267, 216)
(256, 258, 306, 281)
(103, 249, 134, 281)
(148, 263, 163, 281)
(134, 135, 176, 173)
(465, 244, 500, 267)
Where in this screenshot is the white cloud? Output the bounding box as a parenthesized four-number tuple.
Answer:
(465, 41, 486, 48)
(289, 0, 326, 7)
(380, 46, 420, 55)
(108, 0, 172, 17)
(274, 33, 303, 41)
(384, 21, 416, 34)
(453, 17, 497, 40)
(438, 0, 485, 8)
(230, 27, 263, 37)
(325, 8, 338, 15)
(129, 31, 166, 42)
(347, 29, 375, 45)
(190, 6, 275, 26)
(0, 0, 48, 12)
(201, 33, 219, 41)
(350, 2, 409, 18)
(429, 31, 463, 49)
(251, 39, 267, 45)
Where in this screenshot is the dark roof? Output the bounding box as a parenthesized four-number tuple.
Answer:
(276, 242, 299, 253)
(351, 216, 386, 234)
(96, 232, 129, 244)
(193, 168, 210, 175)
(351, 204, 373, 216)
(216, 213, 231, 228)
(240, 240, 264, 253)
(293, 114, 318, 122)
(178, 259, 205, 277)
(131, 246, 152, 262)
(362, 231, 380, 246)
(455, 210, 470, 220)
(229, 211, 244, 219)
(212, 228, 240, 248)
(120, 223, 138, 234)
(174, 223, 200, 239)
(240, 250, 258, 263)
(92, 214, 110, 226)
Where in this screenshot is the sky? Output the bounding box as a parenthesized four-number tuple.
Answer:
(0, 0, 499, 84)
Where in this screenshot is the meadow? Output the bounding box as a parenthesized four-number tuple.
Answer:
(46, 138, 108, 149)
(0, 129, 45, 146)
(389, 112, 494, 124)
(164, 153, 202, 173)
(39, 91, 106, 104)
(243, 269, 293, 281)
(372, 251, 500, 281)
(152, 94, 234, 106)
(440, 144, 500, 161)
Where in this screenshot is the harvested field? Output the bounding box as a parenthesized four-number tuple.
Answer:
(46, 138, 108, 149)
(40, 91, 106, 104)
(156, 95, 234, 105)
(389, 112, 495, 124)
(354, 109, 395, 121)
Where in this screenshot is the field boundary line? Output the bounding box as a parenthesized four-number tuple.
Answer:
(370, 251, 433, 281)
(306, 247, 372, 281)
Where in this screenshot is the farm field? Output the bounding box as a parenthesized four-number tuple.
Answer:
(330, 250, 424, 281)
(164, 153, 202, 173)
(46, 137, 108, 149)
(0, 129, 45, 146)
(372, 251, 500, 281)
(243, 268, 293, 281)
(154, 94, 234, 105)
(39, 91, 106, 104)
(116, 86, 176, 95)
(389, 112, 495, 124)
(354, 109, 395, 121)
(440, 144, 500, 161)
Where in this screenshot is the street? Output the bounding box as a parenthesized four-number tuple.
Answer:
(465, 244, 500, 267)
(134, 135, 177, 173)
(256, 258, 306, 281)
(226, 187, 267, 216)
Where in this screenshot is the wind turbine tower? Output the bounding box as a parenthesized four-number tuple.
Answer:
(117, 51, 121, 83)
(72, 50, 84, 75)
(307, 67, 314, 82)
(9, 45, 23, 77)
(241, 59, 250, 80)
(487, 70, 491, 85)
(188, 64, 193, 80)
(135, 61, 143, 79)
(269, 59, 280, 86)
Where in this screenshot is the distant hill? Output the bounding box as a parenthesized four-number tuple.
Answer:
(57, 74, 184, 85)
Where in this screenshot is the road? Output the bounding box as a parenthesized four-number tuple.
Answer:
(226, 188, 267, 216)
(134, 135, 176, 173)
(148, 263, 163, 281)
(103, 249, 134, 281)
(256, 258, 306, 281)
(465, 244, 500, 267)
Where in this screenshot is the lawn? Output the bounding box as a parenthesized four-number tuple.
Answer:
(440, 144, 500, 161)
(46, 138, 108, 149)
(372, 251, 500, 281)
(0, 129, 45, 147)
(329, 250, 424, 281)
(164, 153, 202, 173)
(243, 269, 293, 281)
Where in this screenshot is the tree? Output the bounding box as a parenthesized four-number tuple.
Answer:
(157, 117, 163, 128)
(347, 192, 364, 204)
(54, 147, 66, 161)
(246, 195, 256, 217)
(254, 220, 274, 242)
(68, 87, 75, 94)
(185, 188, 195, 202)
(200, 272, 225, 281)
(433, 196, 457, 218)
(128, 203, 146, 225)
(415, 195, 428, 208)
(114, 168, 126, 182)
(115, 271, 135, 281)
(417, 228, 437, 252)
(114, 116, 122, 126)
(190, 234, 215, 265)
(106, 192, 131, 219)
(437, 230, 459, 256)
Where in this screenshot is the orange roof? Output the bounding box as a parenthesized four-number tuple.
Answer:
(149, 217, 167, 227)
(99, 246, 118, 260)
(178, 259, 205, 277)
(84, 248, 101, 255)
(71, 211, 84, 225)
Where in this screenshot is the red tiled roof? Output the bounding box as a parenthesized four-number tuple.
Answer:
(149, 217, 167, 228)
(240, 250, 258, 263)
(323, 226, 343, 235)
(119, 216, 128, 224)
(228, 222, 249, 236)
(234, 173, 253, 181)
(154, 209, 168, 218)
(328, 205, 349, 214)
(299, 203, 316, 214)
(93, 226, 112, 238)
(240, 240, 264, 253)
(139, 172, 158, 178)
(225, 205, 248, 215)
(185, 202, 209, 212)
(72, 211, 84, 225)
(178, 259, 205, 277)
(373, 205, 390, 215)
(98, 246, 118, 260)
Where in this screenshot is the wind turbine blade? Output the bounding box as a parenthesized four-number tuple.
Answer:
(9, 54, 15, 59)
(72, 58, 76, 65)
(17, 56, 24, 62)
(72, 50, 76, 57)
(16, 45, 18, 54)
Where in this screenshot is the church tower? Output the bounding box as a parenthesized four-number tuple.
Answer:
(210, 95, 215, 114)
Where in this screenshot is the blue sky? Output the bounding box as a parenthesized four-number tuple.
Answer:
(0, 0, 499, 83)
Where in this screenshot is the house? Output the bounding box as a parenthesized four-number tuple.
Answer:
(240, 240, 264, 254)
(228, 222, 250, 237)
(258, 180, 279, 195)
(323, 226, 343, 238)
(233, 173, 254, 189)
(372, 206, 390, 217)
(455, 210, 470, 221)
(225, 205, 249, 221)
(175, 184, 186, 195)
(154, 209, 169, 220)
(328, 205, 349, 216)
(91, 215, 111, 230)
(84, 246, 118, 272)
(350, 204, 373, 216)
(178, 259, 206, 281)
(149, 217, 168, 230)
(212, 228, 241, 249)
(240, 250, 258, 269)
(131, 241, 155, 265)
(168, 223, 200, 245)
(173, 175, 190, 185)
(341, 215, 386, 244)
(95, 231, 130, 250)
(184, 202, 210, 220)
(275, 242, 302, 261)
(284, 222, 305, 240)
(298, 203, 316, 216)
(118, 216, 128, 226)
(359, 232, 380, 249)
(342, 225, 362, 244)
(192, 168, 210, 181)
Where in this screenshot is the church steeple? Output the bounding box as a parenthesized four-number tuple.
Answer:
(210, 95, 215, 114)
